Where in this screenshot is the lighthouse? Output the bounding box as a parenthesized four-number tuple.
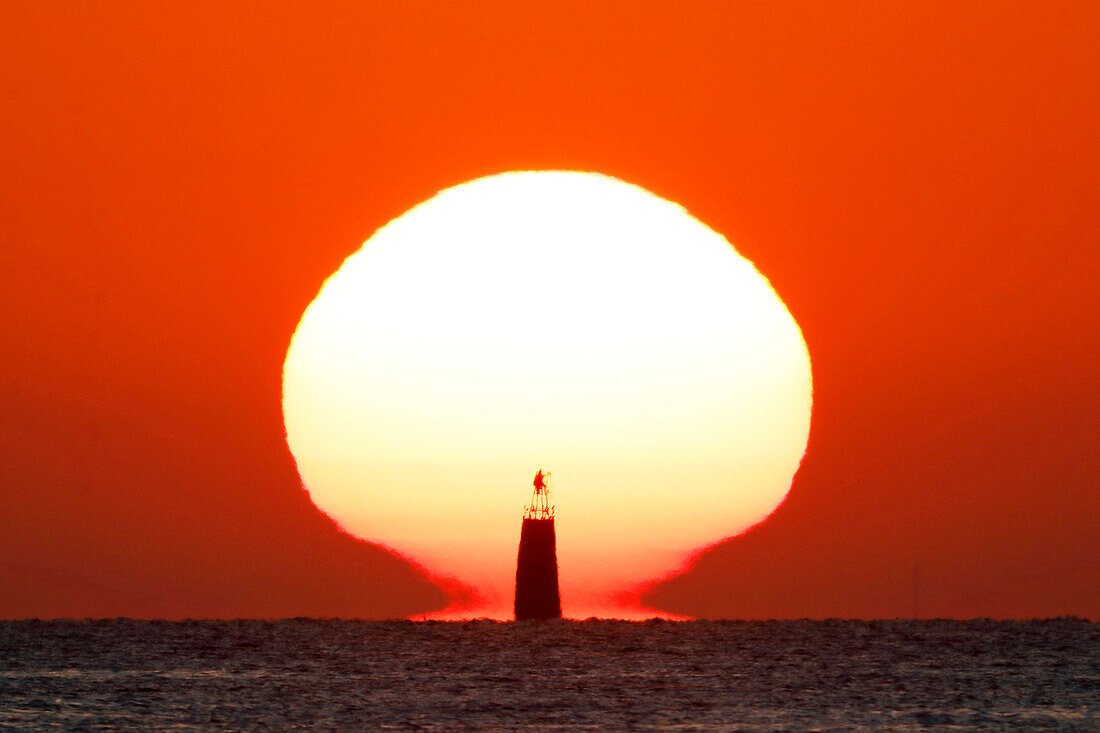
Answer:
(513, 469, 562, 620)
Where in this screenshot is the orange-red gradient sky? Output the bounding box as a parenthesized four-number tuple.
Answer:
(2, 1, 1097, 619)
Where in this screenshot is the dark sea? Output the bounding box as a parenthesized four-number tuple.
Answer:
(1, 619, 1097, 731)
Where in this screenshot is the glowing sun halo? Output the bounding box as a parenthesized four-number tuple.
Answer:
(283, 171, 812, 618)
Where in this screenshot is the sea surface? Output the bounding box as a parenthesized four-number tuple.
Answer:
(1, 618, 1097, 731)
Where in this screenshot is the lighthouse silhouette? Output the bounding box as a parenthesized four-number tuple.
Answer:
(514, 469, 562, 620)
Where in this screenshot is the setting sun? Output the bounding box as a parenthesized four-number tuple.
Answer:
(282, 171, 812, 618)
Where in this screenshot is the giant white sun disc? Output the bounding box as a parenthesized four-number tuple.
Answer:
(283, 171, 812, 618)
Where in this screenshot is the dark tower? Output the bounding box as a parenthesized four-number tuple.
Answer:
(514, 469, 562, 620)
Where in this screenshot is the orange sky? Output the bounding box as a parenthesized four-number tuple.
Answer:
(2, 1, 1097, 619)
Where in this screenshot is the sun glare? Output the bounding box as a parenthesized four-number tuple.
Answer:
(283, 171, 812, 618)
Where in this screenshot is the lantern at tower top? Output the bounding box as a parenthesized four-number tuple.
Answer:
(524, 469, 554, 520)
